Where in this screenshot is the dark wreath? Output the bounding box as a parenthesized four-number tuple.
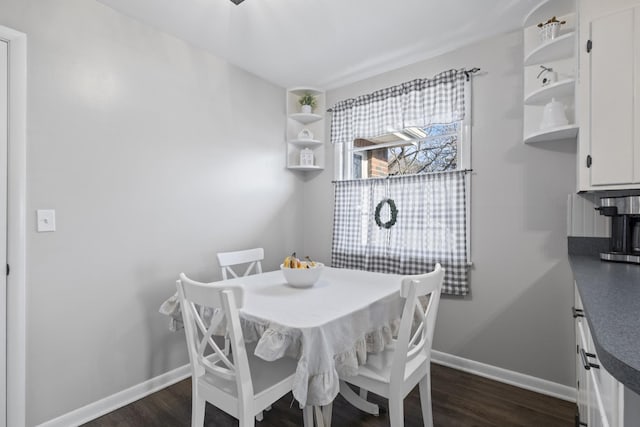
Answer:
(374, 198, 398, 229)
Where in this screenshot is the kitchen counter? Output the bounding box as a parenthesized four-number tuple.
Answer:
(569, 249, 640, 395)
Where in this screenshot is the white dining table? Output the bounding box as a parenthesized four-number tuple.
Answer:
(160, 266, 405, 418)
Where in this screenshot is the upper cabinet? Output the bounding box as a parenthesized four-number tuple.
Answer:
(522, 1, 578, 144)
(577, 0, 640, 191)
(286, 88, 325, 172)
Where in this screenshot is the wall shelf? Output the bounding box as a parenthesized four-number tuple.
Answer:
(524, 124, 578, 144)
(286, 87, 325, 171)
(524, 79, 575, 105)
(289, 113, 323, 124)
(287, 165, 323, 171)
(524, 32, 576, 66)
(523, 0, 575, 27)
(289, 138, 322, 148)
(522, 8, 577, 145)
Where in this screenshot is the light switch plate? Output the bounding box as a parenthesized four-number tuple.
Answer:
(37, 209, 56, 232)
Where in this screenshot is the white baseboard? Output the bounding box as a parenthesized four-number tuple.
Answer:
(37, 352, 576, 426)
(36, 364, 191, 427)
(431, 350, 576, 402)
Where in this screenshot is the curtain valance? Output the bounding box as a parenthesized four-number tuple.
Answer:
(330, 69, 467, 145)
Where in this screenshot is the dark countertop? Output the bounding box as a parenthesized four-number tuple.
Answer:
(569, 251, 640, 395)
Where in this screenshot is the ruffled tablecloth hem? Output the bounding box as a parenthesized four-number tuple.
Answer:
(159, 293, 401, 407)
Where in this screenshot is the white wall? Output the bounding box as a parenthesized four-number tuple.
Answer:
(304, 30, 577, 387)
(0, 0, 303, 425)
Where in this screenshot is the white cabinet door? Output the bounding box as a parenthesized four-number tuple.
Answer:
(577, 322, 590, 425)
(589, 7, 636, 186)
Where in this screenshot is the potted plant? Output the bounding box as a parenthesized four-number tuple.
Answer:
(299, 93, 317, 114)
(537, 16, 566, 43)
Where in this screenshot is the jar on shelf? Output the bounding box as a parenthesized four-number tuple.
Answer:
(300, 148, 314, 166)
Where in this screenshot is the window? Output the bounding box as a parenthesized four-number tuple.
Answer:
(329, 69, 473, 295)
(343, 121, 470, 180)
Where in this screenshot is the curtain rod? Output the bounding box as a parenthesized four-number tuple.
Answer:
(464, 67, 480, 81)
(327, 68, 481, 112)
(331, 168, 473, 184)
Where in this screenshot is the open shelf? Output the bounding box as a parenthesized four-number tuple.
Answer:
(287, 165, 323, 171)
(523, 0, 575, 27)
(524, 32, 575, 65)
(289, 113, 323, 124)
(524, 79, 575, 105)
(288, 139, 322, 148)
(286, 87, 326, 171)
(524, 124, 578, 144)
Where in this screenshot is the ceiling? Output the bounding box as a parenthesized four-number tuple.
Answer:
(96, 0, 541, 90)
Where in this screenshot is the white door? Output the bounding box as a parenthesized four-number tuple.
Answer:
(0, 39, 7, 427)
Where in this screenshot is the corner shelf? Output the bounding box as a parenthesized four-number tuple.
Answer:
(524, 32, 576, 66)
(524, 79, 575, 105)
(287, 165, 323, 171)
(522, 6, 577, 145)
(286, 87, 326, 171)
(289, 113, 323, 124)
(523, 0, 575, 27)
(289, 139, 322, 148)
(524, 124, 578, 144)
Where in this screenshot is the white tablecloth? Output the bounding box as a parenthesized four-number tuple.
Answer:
(160, 267, 404, 406)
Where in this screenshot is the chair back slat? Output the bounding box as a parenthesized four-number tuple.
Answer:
(217, 248, 264, 280)
(391, 264, 444, 382)
(176, 274, 253, 395)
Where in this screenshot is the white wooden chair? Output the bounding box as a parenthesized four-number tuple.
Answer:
(217, 248, 264, 280)
(177, 273, 308, 427)
(340, 264, 445, 427)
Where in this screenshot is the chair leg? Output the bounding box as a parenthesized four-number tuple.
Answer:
(419, 373, 434, 427)
(191, 395, 205, 427)
(388, 396, 404, 427)
(239, 410, 256, 427)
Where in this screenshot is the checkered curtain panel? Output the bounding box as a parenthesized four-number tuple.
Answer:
(331, 171, 469, 295)
(330, 69, 466, 145)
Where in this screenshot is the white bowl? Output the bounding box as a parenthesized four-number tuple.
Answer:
(280, 262, 324, 288)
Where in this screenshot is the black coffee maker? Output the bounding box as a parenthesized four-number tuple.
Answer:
(597, 196, 640, 264)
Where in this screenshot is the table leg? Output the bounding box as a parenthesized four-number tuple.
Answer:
(339, 380, 380, 416)
(314, 406, 325, 427)
(303, 406, 314, 427)
(321, 403, 333, 427)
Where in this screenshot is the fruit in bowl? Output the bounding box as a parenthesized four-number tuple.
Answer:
(280, 253, 324, 288)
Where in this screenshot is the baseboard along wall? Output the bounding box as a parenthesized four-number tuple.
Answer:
(431, 350, 576, 402)
(36, 351, 576, 426)
(35, 365, 191, 427)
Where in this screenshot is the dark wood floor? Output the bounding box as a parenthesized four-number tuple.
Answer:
(82, 364, 575, 426)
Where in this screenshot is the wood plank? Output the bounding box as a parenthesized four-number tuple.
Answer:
(82, 364, 575, 426)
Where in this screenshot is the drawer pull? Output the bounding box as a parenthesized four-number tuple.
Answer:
(572, 306, 585, 318)
(580, 348, 600, 370)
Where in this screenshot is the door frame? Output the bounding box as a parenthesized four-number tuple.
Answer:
(0, 25, 26, 427)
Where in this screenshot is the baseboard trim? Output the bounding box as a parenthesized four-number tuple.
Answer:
(37, 352, 576, 426)
(36, 364, 191, 427)
(431, 350, 576, 402)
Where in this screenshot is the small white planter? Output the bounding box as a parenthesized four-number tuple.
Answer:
(301, 104, 312, 114)
(539, 22, 561, 43)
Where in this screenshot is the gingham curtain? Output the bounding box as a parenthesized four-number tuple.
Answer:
(330, 69, 467, 145)
(331, 171, 469, 295)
